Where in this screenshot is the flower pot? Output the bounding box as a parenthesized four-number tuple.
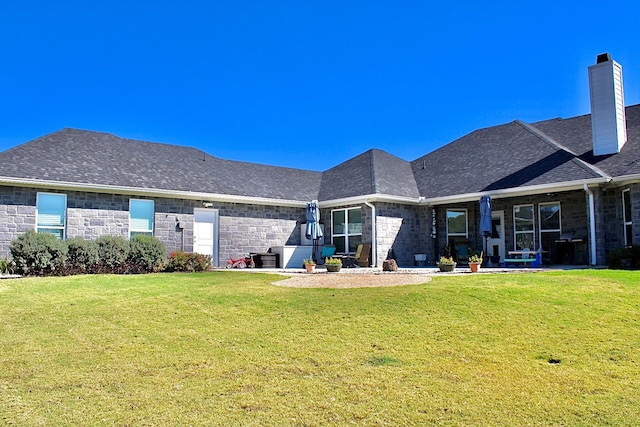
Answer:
(469, 262, 481, 273)
(326, 264, 342, 272)
(438, 263, 456, 272)
(304, 264, 316, 273)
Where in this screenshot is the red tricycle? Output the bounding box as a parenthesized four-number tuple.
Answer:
(225, 254, 255, 269)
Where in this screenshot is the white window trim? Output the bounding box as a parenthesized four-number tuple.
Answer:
(623, 189, 632, 246)
(129, 199, 155, 237)
(446, 208, 468, 239)
(539, 201, 561, 238)
(513, 204, 535, 250)
(36, 192, 67, 239)
(331, 207, 362, 254)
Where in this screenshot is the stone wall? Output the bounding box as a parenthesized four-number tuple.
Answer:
(0, 186, 306, 267)
(0, 186, 38, 255)
(601, 183, 640, 265)
(375, 202, 425, 267)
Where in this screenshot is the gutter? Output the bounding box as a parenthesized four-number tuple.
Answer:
(364, 199, 377, 267)
(317, 193, 422, 208)
(584, 184, 598, 266)
(423, 178, 610, 205)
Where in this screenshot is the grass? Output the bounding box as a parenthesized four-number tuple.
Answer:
(1, 270, 639, 426)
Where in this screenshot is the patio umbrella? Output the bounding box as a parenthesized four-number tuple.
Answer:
(305, 200, 323, 262)
(479, 196, 492, 255)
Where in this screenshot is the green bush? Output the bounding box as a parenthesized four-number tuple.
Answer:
(607, 245, 640, 269)
(0, 257, 16, 275)
(95, 235, 130, 273)
(165, 251, 212, 272)
(66, 237, 99, 273)
(9, 230, 68, 276)
(128, 234, 166, 273)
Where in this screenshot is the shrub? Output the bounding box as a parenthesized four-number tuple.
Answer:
(95, 235, 130, 273)
(128, 234, 166, 273)
(607, 245, 640, 269)
(65, 237, 99, 273)
(0, 257, 16, 275)
(165, 251, 212, 272)
(9, 230, 68, 276)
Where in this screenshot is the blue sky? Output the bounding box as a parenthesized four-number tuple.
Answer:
(1, 1, 639, 171)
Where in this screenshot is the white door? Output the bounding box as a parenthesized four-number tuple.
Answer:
(486, 210, 505, 262)
(194, 209, 219, 267)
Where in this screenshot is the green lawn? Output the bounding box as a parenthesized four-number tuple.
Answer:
(1, 270, 639, 426)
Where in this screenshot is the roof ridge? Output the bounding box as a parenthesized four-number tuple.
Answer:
(515, 120, 610, 179)
(369, 150, 378, 194)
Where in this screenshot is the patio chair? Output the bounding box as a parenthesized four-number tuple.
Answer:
(356, 243, 371, 267)
(342, 243, 371, 268)
(451, 239, 471, 265)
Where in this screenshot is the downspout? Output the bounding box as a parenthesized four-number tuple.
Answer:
(584, 184, 597, 265)
(364, 199, 377, 267)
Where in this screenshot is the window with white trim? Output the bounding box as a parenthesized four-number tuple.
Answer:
(539, 202, 561, 258)
(539, 202, 561, 234)
(331, 207, 362, 253)
(446, 209, 468, 239)
(514, 204, 535, 250)
(36, 192, 67, 239)
(623, 189, 632, 246)
(129, 199, 154, 237)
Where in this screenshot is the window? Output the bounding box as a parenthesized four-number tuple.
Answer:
(36, 192, 67, 239)
(539, 202, 561, 257)
(514, 204, 535, 250)
(446, 209, 468, 238)
(331, 207, 362, 253)
(130, 199, 154, 237)
(539, 203, 561, 232)
(623, 189, 632, 246)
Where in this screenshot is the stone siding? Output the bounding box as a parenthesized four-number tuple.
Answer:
(375, 202, 425, 267)
(0, 186, 306, 267)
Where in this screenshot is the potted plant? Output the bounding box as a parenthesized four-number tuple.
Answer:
(303, 258, 316, 273)
(325, 257, 342, 272)
(468, 253, 483, 273)
(438, 256, 456, 272)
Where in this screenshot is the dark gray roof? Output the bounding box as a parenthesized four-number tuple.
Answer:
(411, 119, 607, 199)
(531, 104, 640, 177)
(0, 128, 322, 202)
(2, 104, 640, 204)
(318, 149, 419, 201)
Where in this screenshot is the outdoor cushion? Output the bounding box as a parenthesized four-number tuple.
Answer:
(321, 246, 336, 258)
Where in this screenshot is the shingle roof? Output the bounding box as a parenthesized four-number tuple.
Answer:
(531, 104, 640, 177)
(0, 128, 322, 202)
(318, 149, 419, 201)
(411, 105, 640, 200)
(2, 104, 640, 204)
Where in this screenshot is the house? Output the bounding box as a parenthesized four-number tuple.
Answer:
(0, 53, 637, 267)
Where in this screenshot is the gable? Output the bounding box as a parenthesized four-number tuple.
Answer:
(411, 121, 606, 199)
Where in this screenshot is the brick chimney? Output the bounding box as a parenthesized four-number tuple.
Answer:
(588, 53, 627, 155)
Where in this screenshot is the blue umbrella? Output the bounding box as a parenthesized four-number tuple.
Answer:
(480, 196, 492, 254)
(305, 201, 323, 262)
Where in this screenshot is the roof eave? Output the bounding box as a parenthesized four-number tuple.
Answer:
(0, 177, 308, 208)
(423, 178, 610, 205)
(609, 173, 640, 185)
(318, 193, 423, 209)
